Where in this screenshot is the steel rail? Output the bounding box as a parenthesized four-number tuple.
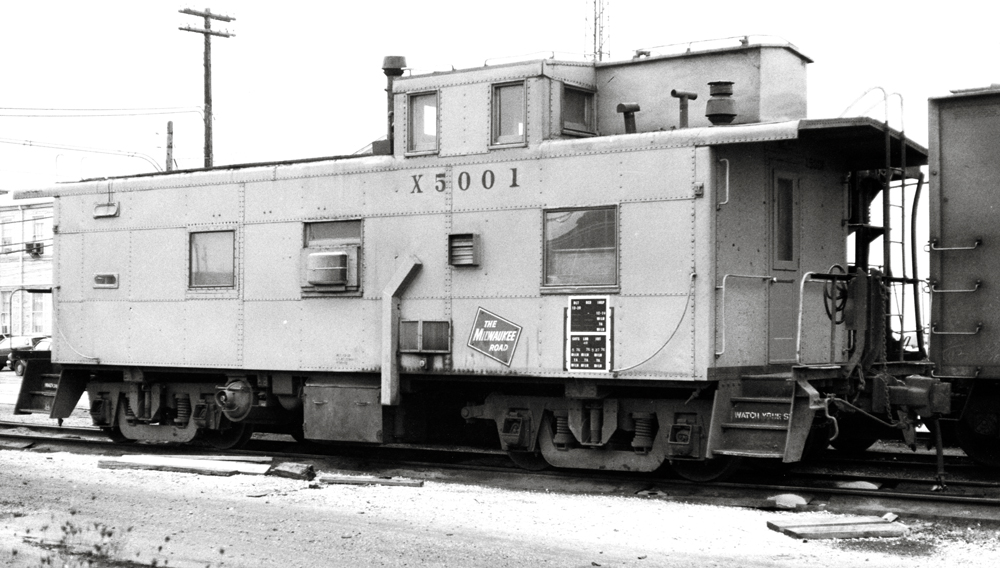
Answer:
(4, 421, 999, 511)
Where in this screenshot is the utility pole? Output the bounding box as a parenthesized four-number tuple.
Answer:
(179, 8, 235, 168)
(166, 121, 174, 172)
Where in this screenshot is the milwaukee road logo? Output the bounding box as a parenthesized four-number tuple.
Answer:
(471, 329, 519, 342)
(467, 307, 522, 366)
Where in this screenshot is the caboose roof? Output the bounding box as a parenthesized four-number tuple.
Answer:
(797, 117, 928, 170)
(15, 117, 926, 200)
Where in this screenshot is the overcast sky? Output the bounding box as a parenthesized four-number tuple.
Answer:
(0, 0, 994, 195)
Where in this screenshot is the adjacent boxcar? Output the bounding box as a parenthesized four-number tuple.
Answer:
(929, 87, 1000, 467)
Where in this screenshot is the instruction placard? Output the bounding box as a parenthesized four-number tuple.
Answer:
(566, 297, 612, 372)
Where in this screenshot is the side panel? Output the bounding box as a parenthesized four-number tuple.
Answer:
(713, 146, 770, 367)
(614, 199, 698, 377)
(439, 83, 490, 157)
(712, 145, 847, 369)
(53, 143, 714, 381)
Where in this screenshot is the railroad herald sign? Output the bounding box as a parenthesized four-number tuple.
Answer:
(467, 308, 523, 366)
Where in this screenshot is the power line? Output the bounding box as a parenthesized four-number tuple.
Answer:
(0, 216, 54, 228)
(0, 106, 204, 118)
(0, 137, 161, 172)
(0, 105, 200, 112)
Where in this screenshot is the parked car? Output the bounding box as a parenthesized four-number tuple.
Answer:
(5, 336, 50, 375)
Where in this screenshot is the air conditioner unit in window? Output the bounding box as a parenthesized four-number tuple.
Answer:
(306, 251, 348, 286)
(25, 242, 43, 257)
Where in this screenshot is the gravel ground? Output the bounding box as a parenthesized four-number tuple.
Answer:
(1, 448, 1000, 568)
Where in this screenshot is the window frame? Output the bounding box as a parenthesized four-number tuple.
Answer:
(304, 219, 362, 248)
(0, 215, 13, 254)
(541, 205, 620, 293)
(772, 171, 800, 271)
(491, 80, 527, 147)
(188, 229, 236, 289)
(406, 91, 439, 156)
(561, 85, 596, 136)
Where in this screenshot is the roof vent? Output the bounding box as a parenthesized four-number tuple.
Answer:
(706, 81, 737, 125)
(670, 89, 698, 128)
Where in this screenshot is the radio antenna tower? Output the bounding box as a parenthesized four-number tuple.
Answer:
(587, 0, 610, 61)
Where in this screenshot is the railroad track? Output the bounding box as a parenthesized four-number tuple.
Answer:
(2, 419, 999, 522)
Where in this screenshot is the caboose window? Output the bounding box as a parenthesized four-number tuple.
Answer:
(544, 207, 617, 287)
(407, 92, 438, 154)
(492, 82, 526, 146)
(562, 86, 595, 134)
(189, 230, 235, 287)
(773, 173, 799, 270)
(305, 219, 361, 246)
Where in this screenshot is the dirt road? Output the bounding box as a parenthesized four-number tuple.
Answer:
(2, 446, 1000, 568)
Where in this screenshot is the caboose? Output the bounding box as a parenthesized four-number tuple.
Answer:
(16, 37, 949, 480)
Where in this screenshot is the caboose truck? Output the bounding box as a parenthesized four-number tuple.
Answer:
(15, 37, 954, 480)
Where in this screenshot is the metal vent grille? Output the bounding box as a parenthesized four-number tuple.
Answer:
(399, 320, 451, 353)
(448, 233, 479, 266)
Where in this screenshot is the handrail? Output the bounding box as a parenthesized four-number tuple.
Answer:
(930, 368, 980, 380)
(715, 274, 775, 357)
(929, 280, 981, 293)
(931, 322, 982, 336)
(928, 238, 982, 252)
(795, 271, 855, 364)
(716, 158, 730, 210)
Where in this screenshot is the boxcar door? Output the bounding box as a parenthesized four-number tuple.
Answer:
(768, 170, 801, 363)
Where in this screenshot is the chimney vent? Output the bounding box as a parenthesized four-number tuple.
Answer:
(373, 56, 407, 155)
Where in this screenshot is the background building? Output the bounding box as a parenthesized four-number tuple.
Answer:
(0, 199, 53, 336)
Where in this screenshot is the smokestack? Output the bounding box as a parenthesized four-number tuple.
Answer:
(374, 55, 406, 155)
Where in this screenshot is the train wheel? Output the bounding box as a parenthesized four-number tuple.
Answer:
(670, 456, 742, 482)
(203, 421, 254, 450)
(507, 450, 549, 471)
(956, 393, 1000, 468)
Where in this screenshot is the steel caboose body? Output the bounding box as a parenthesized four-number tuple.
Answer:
(17, 38, 950, 479)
